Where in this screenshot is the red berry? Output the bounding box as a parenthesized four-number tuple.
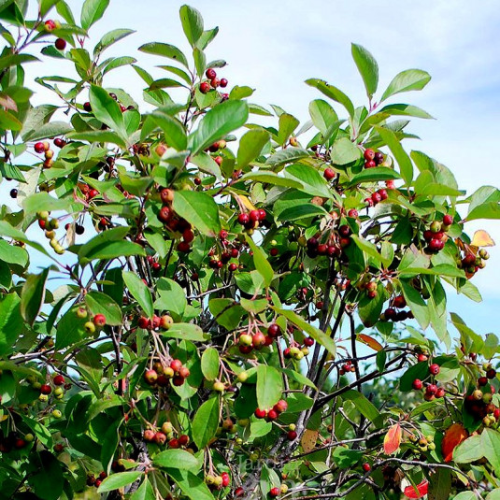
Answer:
(323, 168, 336, 180)
(138, 316, 149, 329)
(170, 359, 183, 373)
(417, 354, 428, 362)
(144, 369, 158, 385)
(347, 209, 358, 218)
(364, 149, 375, 161)
(169, 438, 180, 448)
(93, 314, 106, 327)
(273, 400, 288, 413)
(435, 387, 445, 398)
(221, 472, 230, 487)
(428, 239, 444, 252)
(487, 369, 497, 379)
(268, 324, 280, 337)
(371, 192, 382, 204)
(40, 384, 52, 395)
(287, 430, 297, 440)
(177, 241, 190, 253)
(178, 434, 189, 446)
(158, 206, 172, 223)
(55, 38, 66, 50)
(199, 82, 211, 94)
(83, 101, 92, 112)
(412, 379, 423, 390)
(304, 337, 314, 347)
(365, 160, 376, 168)
(238, 213, 250, 225)
(34, 142, 45, 153)
(53, 374, 65, 386)
(206, 68, 216, 79)
(172, 376, 184, 386)
(479, 377, 488, 386)
(429, 364, 440, 375)
(143, 429, 155, 442)
(270, 487, 280, 498)
(249, 209, 260, 222)
(220, 78, 228, 88)
(255, 408, 267, 419)
(362, 463, 371, 472)
(235, 487, 245, 497)
(443, 214, 453, 226)
(426, 384, 437, 395)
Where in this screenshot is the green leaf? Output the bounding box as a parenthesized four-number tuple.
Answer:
(381, 69, 431, 102)
(400, 279, 430, 330)
(161, 323, 205, 341)
(97, 471, 143, 493)
(332, 447, 363, 468)
(0, 239, 28, 267)
(81, 0, 109, 30)
(20, 269, 48, 326)
(150, 113, 187, 151)
(466, 202, 500, 221)
(167, 469, 215, 500)
(0, 294, 22, 356)
(256, 365, 283, 409)
(486, 490, 500, 500)
(275, 307, 336, 357)
(375, 126, 413, 186)
(154, 278, 187, 318)
(28, 451, 64, 500)
(77, 226, 146, 264)
(237, 128, 270, 168)
(94, 28, 135, 55)
(342, 390, 380, 422)
(285, 163, 332, 198)
(330, 136, 361, 165)
(131, 479, 155, 500)
(309, 99, 338, 136)
(85, 292, 123, 326)
(154, 449, 199, 470)
(245, 235, 274, 288)
(40, 0, 61, 17)
(277, 113, 299, 145)
(265, 147, 309, 167)
(276, 203, 328, 222)
(173, 190, 220, 237)
(123, 271, 154, 318)
(89, 85, 126, 138)
(138, 42, 189, 68)
(483, 428, 500, 475)
(453, 434, 483, 463)
(208, 299, 244, 330)
(0, 108, 22, 130)
(179, 4, 203, 47)
(347, 167, 400, 186)
(192, 397, 219, 449)
(305, 78, 354, 117)
(23, 121, 73, 141)
(201, 347, 220, 381)
(240, 171, 303, 190)
(189, 100, 248, 155)
(351, 43, 378, 99)
(23, 192, 82, 215)
(378, 104, 434, 120)
(351, 235, 390, 267)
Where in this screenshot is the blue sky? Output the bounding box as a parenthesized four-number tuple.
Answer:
(11, 0, 500, 336)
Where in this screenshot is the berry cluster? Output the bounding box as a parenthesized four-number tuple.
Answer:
(81, 312, 107, 335)
(199, 68, 228, 94)
(364, 187, 388, 207)
(144, 358, 190, 387)
(207, 229, 242, 271)
(204, 472, 231, 490)
(237, 208, 267, 232)
(411, 363, 446, 401)
(464, 363, 499, 426)
(138, 314, 173, 331)
(143, 421, 190, 448)
(457, 248, 489, 278)
(382, 294, 414, 322)
(36, 211, 65, 255)
(305, 224, 352, 260)
(269, 484, 289, 498)
(283, 337, 315, 360)
(254, 399, 288, 422)
(363, 148, 385, 169)
(339, 360, 356, 376)
(423, 215, 453, 254)
(34, 141, 55, 169)
(157, 188, 195, 252)
(238, 323, 281, 354)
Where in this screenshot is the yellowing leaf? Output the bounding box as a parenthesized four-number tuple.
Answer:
(301, 430, 319, 453)
(236, 194, 256, 212)
(471, 229, 495, 248)
(383, 423, 401, 455)
(357, 334, 383, 351)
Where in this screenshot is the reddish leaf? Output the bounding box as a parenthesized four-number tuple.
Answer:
(403, 480, 428, 499)
(384, 423, 401, 455)
(442, 423, 469, 462)
(357, 333, 383, 351)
